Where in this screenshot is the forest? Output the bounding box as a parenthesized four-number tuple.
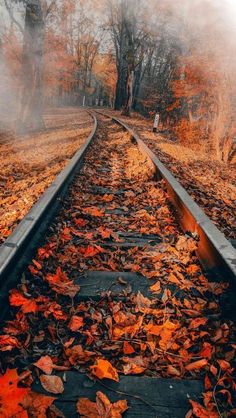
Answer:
(0, 0, 235, 161)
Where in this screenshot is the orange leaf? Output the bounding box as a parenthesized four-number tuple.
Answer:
(90, 359, 119, 382)
(189, 400, 218, 418)
(69, 316, 84, 331)
(83, 207, 104, 217)
(150, 281, 161, 293)
(217, 359, 231, 371)
(79, 245, 104, 258)
(204, 375, 212, 390)
(0, 369, 30, 417)
(34, 356, 54, 375)
(39, 375, 64, 394)
(123, 341, 135, 355)
(9, 290, 37, 314)
(210, 365, 218, 376)
(167, 365, 181, 377)
(186, 359, 208, 371)
(77, 391, 128, 418)
(0, 335, 20, 351)
(189, 317, 207, 329)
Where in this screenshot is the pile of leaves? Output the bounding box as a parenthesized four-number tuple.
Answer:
(0, 118, 235, 417)
(0, 108, 93, 244)
(108, 110, 236, 241)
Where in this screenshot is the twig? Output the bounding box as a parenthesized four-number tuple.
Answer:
(94, 282, 117, 307)
(96, 380, 159, 417)
(212, 371, 223, 418)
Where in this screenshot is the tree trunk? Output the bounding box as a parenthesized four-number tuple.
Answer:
(121, 67, 134, 116)
(132, 64, 142, 110)
(17, 0, 45, 133)
(114, 61, 127, 110)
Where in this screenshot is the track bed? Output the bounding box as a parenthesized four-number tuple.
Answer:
(0, 115, 235, 417)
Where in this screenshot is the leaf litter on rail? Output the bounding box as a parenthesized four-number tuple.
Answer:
(0, 119, 235, 416)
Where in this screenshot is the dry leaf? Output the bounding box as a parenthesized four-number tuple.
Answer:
(90, 359, 119, 382)
(40, 375, 64, 394)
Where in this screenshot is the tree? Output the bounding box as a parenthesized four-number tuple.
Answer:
(4, 0, 56, 133)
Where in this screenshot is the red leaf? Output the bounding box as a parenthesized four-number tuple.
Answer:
(9, 290, 37, 313)
(0, 369, 30, 417)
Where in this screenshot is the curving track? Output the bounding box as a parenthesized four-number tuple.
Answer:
(0, 110, 235, 417)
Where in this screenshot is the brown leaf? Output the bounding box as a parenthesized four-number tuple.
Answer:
(34, 355, 54, 375)
(77, 391, 128, 418)
(40, 375, 64, 394)
(68, 316, 84, 331)
(22, 391, 56, 417)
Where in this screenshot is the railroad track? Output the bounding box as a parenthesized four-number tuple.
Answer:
(0, 110, 235, 417)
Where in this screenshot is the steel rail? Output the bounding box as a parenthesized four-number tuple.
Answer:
(0, 113, 97, 312)
(93, 109, 236, 283)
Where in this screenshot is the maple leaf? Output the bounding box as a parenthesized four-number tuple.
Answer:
(0, 369, 30, 417)
(34, 355, 54, 375)
(65, 345, 96, 365)
(37, 243, 55, 260)
(189, 400, 218, 418)
(43, 301, 67, 321)
(40, 375, 64, 394)
(0, 335, 20, 351)
(9, 289, 37, 313)
(145, 320, 179, 350)
(46, 267, 80, 298)
(68, 316, 84, 331)
(3, 317, 29, 336)
(21, 391, 56, 418)
(90, 359, 119, 382)
(77, 391, 128, 418)
(79, 245, 104, 258)
(122, 356, 147, 375)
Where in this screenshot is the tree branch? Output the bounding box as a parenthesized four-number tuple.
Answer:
(4, 0, 24, 35)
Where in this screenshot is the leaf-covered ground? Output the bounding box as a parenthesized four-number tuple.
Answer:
(0, 116, 235, 417)
(0, 108, 93, 243)
(106, 110, 236, 242)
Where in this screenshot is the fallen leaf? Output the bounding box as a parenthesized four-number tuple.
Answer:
(40, 375, 64, 394)
(189, 317, 207, 329)
(0, 369, 30, 417)
(189, 400, 218, 418)
(150, 280, 161, 293)
(34, 356, 54, 375)
(22, 391, 56, 417)
(0, 335, 20, 351)
(123, 341, 135, 355)
(68, 316, 84, 331)
(90, 359, 119, 382)
(9, 290, 37, 314)
(186, 359, 208, 371)
(77, 391, 128, 417)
